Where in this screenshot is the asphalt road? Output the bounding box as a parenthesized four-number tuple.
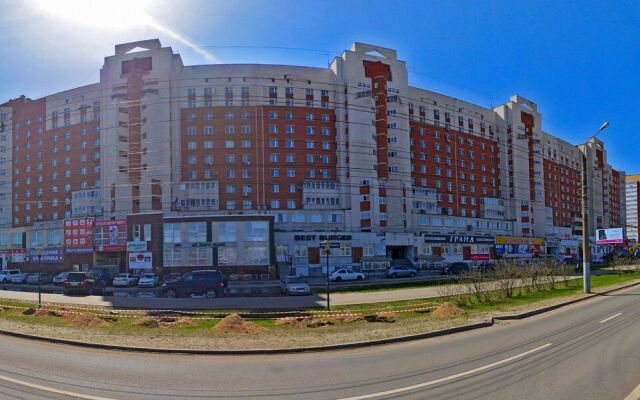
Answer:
(0, 276, 576, 310)
(0, 284, 640, 399)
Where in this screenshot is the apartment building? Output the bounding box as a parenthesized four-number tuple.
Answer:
(0, 39, 626, 276)
(626, 174, 640, 243)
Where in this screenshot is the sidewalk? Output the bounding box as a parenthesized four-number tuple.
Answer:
(0, 275, 579, 310)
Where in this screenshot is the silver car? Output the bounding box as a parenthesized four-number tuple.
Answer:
(280, 276, 311, 295)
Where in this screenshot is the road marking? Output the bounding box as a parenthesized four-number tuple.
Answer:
(600, 313, 622, 324)
(337, 343, 552, 400)
(624, 381, 640, 400)
(0, 373, 115, 400)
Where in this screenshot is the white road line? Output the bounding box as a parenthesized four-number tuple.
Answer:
(337, 343, 553, 400)
(600, 313, 623, 324)
(623, 381, 640, 400)
(0, 373, 115, 400)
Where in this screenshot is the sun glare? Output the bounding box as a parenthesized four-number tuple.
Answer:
(30, 0, 152, 31)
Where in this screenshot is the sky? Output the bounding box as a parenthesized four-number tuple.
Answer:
(1, 0, 638, 172)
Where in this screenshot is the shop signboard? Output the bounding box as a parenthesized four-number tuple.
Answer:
(128, 252, 152, 269)
(27, 248, 63, 264)
(595, 228, 624, 245)
(64, 217, 95, 253)
(423, 234, 495, 244)
(495, 236, 545, 258)
(471, 254, 491, 261)
(95, 220, 127, 252)
(0, 249, 26, 263)
(127, 241, 147, 252)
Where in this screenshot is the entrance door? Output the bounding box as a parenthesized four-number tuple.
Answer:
(463, 247, 472, 261)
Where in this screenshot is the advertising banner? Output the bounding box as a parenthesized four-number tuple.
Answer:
(64, 217, 95, 253)
(27, 248, 64, 264)
(95, 220, 127, 252)
(128, 252, 152, 269)
(471, 254, 491, 261)
(595, 228, 624, 245)
(127, 241, 147, 252)
(0, 249, 26, 263)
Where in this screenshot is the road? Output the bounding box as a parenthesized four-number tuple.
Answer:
(0, 284, 639, 399)
(0, 276, 576, 310)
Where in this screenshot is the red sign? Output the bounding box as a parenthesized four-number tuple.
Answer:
(64, 217, 95, 253)
(94, 220, 127, 252)
(471, 254, 491, 261)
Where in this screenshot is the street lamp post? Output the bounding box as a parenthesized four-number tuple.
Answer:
(322, 241, 332, 311)
(581, 121, 609, 294)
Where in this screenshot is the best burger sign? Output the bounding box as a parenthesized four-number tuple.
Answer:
(128, 252, 152, 269)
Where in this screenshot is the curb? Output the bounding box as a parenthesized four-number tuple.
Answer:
(0, 279, 638, 355)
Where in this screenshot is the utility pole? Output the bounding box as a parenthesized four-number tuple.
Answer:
(581, 152, 591, 293)
(580, 121, 610, 294)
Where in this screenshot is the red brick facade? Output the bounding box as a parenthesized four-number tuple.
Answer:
(180, 105, 336, 211)
(543, 159, 580, 227)
(409, 120, 499, 217)
(9, 97, 100, 227)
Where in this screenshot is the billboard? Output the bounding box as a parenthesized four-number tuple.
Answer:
(94, 220, 127, 252)
(596, 228, 624, 245)
(27, 248, 63, 264)
(64, 217, 95, 253)
(128, 252, 152, 269)
(495, 237, 545, 258)
(0, 249, 26, 263)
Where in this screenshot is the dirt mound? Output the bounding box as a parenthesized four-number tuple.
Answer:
(276, 314, 364, 328)
(432, 302, 464, 318)
(134, 317, 160, 328)
(133, 316, 194, 328)
(65, 313, 111, 327)
(364, 313, 396, 323)
(331, 314, 364, 323)
(212, 314, 264, 334)
(34, 309, 66, 318)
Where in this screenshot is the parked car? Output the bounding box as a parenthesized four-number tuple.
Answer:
(89, 266, 119, 285)
(385, 266, 418, 278)
(443, 262, 471, 275)
(280, 276, 311, 295)
(53, 271, 71, 285)
(137, 273, 160, 288)
(63, 272, 105, 295)
(0, 269, 21, 283)
(160, 270, 227, 299)
(112, 273, 139, 287)
(26, 273, 53, 285)
(10, 272, 30, 284)
(330, 269, 365, 282)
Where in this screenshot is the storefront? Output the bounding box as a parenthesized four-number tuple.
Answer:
(495, 236, 545, 259)
(546, 234, 579, 260)
(63, 217, 95, 271)
(276, 232, 384, 277)
(422, 234, 496, 264)
(94, 220, 127, 272)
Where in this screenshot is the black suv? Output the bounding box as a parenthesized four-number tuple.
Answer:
(160, 270, 227, 299)
(62, 272, 105, 295)
(444, 262, 471, 275)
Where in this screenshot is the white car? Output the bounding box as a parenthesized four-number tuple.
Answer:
(280, 276, 311, 295)
(112, 273, 139, 287)
(0, 269, 21, 283)
(10, 272, 29, 284)
(330, 269, 365, 282)
(137, 273, 159, 288)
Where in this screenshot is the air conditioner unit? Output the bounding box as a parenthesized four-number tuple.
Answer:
(242, 192, 249, 197)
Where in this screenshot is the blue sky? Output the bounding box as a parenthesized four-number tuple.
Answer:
(1, 0, 638, 172)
